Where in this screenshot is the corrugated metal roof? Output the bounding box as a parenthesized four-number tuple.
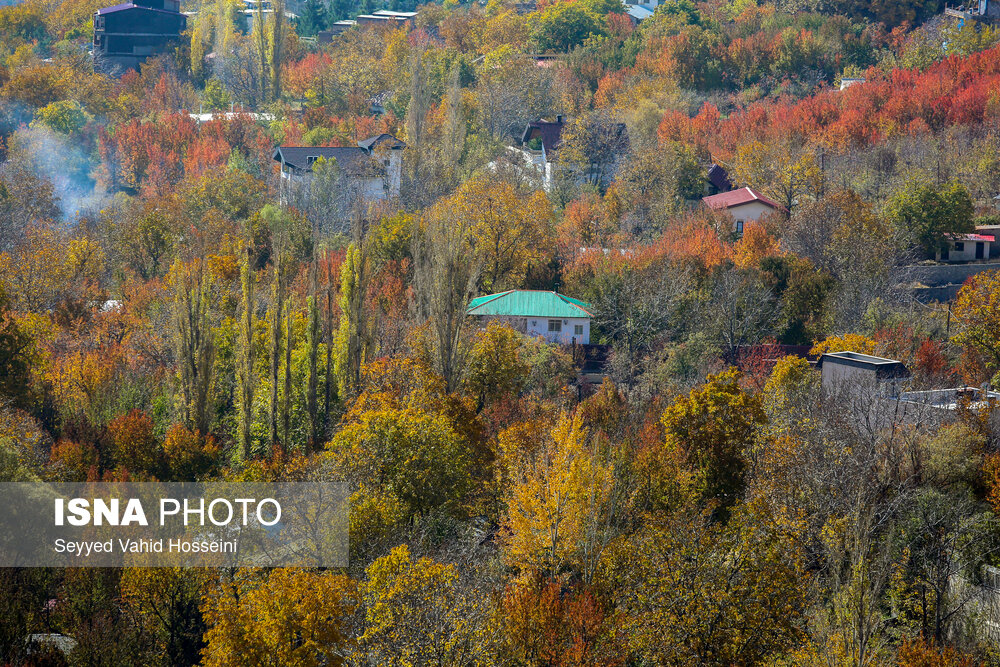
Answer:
(467, 290, 592, 318)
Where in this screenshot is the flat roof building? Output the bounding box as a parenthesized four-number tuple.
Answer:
(94, 0, 186, 73)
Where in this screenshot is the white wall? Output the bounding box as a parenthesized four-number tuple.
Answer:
(727, 201, 777, 229)
(524, 316, 590, 345)
(936, 238, 991, 262)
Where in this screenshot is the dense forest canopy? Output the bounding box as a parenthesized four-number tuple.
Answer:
(2, 0, 1000, 663)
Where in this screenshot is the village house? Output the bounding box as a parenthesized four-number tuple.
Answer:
(467, 290, 592, 345)
(93, 0, 186, 73)
(272, 134, 405, 204)
(935, 232, 993, 262)
(702, 186, 783, 234)
(512, 116, 627, 191)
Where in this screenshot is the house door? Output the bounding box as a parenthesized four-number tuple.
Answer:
(976, 242, 985, 259)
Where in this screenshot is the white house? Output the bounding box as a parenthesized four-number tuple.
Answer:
(467, 290, 592, 345)
(273, 133, 405, 205)
(702, 186, 784, 234)
(935, 232, 993, 262)
(511, 116, 627, 191)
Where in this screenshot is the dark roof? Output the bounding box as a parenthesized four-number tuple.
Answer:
(97, 2, 179, 14)
(521, 119, 565, 153)
(818, 351, 911, 379)
(273, 146, 381, 175)
(357, 133, 406, 150)
(707, 164, 732, 192)
(273, 134, 404, 174)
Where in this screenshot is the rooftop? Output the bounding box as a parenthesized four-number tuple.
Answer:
(897, 387, 1000, 411)
(707, 163, 732, 192)
(96, 2, 181, 15)
(467, 290, 593, 319)
(702, 186, 782, 211)
(521, 118, 566, 154)
(949, 233, 995, 242)
(273, 134, 404, 172)
(818, 351, 911, 378)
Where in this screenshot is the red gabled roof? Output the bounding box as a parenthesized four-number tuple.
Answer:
(702, 187, 783, 211)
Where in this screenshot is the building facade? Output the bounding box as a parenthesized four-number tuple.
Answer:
(702, 186, 783, 234)
(94, 0, 186, 73)
(467, 290, 593, 345)
(273, 134, 405, 205)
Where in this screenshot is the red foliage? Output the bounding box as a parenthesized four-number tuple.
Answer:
(663, 44, 1000, 154)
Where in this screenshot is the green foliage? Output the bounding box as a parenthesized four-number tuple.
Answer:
(296, 0, 328, 37)
(202, 78, 231, 111)
(31, 99, 90, 134)
(661, 368, 766, 508)
(326, 407, 474, 519)
(531, 2, 607, 53)
(887, 180, 975, 256)
(465, 322, 530, 408)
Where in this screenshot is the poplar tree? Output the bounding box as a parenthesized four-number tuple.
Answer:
(237, 240, 255, 460)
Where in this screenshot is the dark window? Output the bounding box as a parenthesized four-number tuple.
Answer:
(735, 220, 744, 234)
(955, 242, 965, 251)
(547, 320, 562, 333)
(574, 324, 583, 335)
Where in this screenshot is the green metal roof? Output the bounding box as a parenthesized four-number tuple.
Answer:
(467, 290, 592, 318)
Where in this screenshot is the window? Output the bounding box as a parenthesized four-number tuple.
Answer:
(547, 320, 562, 333)
(574, 324, 584, 336)
(735, 220, 744, 234)
(954, 242, 965, 251)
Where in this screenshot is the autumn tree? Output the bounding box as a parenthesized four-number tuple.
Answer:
(121, 567, 210, 667)
(0, 286, 31, 408)
(951, 270, 1000, 385)
(609, 500, 808, 666)
(201, 568, 357, 667)
(237, 234, 256, 460)
(661, 368, 766, 508)
(413, 190, 483, 393)
(170, 256, 216, 435)
(505, 412, 616, 581)
(887, 180, 975, 256)
(465, 322, 530, 410)
(730, 140, 821, 213)
(360, 545, 484, 666)
(452, 175, 553, 293)
(326, 407, 474, 520)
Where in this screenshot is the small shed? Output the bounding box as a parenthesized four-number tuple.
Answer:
(818, 351, 910, 396)
(936, 233, 993, 262)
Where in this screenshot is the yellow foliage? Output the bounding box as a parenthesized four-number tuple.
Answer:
(810, 333, 877, 356)
(504, 412, 614, 578)
(201, 568, 357, 667)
